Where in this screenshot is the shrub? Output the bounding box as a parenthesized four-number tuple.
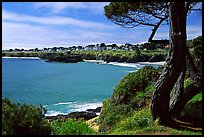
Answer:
(113, 107, 152, 131)
(50, 119, 96, 135)
(98, 66, 161, 133)
(2, 98, 52, 135)
(112, 66, 161, 100)
(180, 92, 202, 119)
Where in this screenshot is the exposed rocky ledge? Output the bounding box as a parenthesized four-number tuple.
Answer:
(39, 53, 84, 63)
(44, 107, 101, 121)
(81, 54, 166, 63)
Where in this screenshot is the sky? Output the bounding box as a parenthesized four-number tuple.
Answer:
(2, 2, 202, 50)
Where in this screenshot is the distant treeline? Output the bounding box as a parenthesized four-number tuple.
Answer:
(2, 49, 168, 63)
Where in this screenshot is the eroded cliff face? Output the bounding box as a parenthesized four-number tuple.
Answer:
(82, 53, 166, 63)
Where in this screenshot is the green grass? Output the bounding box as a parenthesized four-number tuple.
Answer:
(50, 119, 96, 135)
(106, 107, 202, 135)
(98, 66, 162, 133)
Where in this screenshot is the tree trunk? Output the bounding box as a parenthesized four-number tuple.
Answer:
(169, 83, 202, 117)
(169, 45, 202, 117)
(169, 64, 186, 117)
(150, 2, 187, 124)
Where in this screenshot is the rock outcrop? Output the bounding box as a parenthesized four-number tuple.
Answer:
(45, 107, 101, 121)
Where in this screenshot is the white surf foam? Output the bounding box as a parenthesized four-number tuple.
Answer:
(44, 110, 67, 117)
(72, 102, 103, 112)
(107, 62, 150, 69)
(53, 102, 74, 106)
(44, 101, 103, 116)
(2, 57, 40, 59)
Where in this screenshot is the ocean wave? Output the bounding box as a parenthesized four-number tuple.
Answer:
(52, 102, 74, 106)
(2, 57, 40, 59)
(44, 110, 67, 117)
(44, 101, 103, 116)
(108, 62, 145, 68)
(126, 70, 136, 73)
(73, 102, 103, 112)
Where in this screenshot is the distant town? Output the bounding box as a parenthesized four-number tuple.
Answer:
(2, 40, 169, 52)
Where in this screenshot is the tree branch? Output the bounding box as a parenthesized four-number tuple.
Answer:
(148, 16, 168, 42)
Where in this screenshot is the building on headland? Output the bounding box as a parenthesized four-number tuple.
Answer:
(149, 39, 169, 49)
(3, 39, 169, 52)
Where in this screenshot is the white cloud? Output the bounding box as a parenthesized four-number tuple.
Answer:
(2, 21, 118, 50)
(33, 2, 109, 14)
(3, 19, 202, 50)
(187, 25, 202, 40)
(2, 9, 114, 30)
(2, 3, 202, 50)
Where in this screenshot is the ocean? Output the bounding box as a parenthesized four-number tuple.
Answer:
(2, 57, 155, 116)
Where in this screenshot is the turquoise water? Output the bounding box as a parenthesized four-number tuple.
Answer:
(2, 58, 146, 116)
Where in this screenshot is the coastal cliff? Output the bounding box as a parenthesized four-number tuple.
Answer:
(2, 50, 167, 63)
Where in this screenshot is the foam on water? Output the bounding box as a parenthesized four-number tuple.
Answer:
(43, 101, 103, 116)
(2, 57, 40, 59)
(44, 110, 67, 116)
(73, 102, 103, 112)
(53, 102, 74, 106)
(108, 62, 145, 68)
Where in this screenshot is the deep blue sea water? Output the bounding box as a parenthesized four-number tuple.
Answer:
(2, 58, 148, 116)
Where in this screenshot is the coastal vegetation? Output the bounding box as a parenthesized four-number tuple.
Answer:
(97, 66, 202, 135)
(98, 66, 162, 133)
(2, 98, 52, 135)
(38, 52, 83, 63)
(50, 119, 96, 135)
(2, 49, 168, 63)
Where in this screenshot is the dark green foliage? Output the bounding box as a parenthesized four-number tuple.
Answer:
(38, 52, 83, 63)
(143, 43, 157, 50)
(2, 52, 39, 57)
(104, 2, 169, 28)
(112, 66, 161, 99)
(98, 66, 161, 133)
(189, 36, 202, 79)
(180, 92, 202, 119)
(50, 119, 96, 135)
(189, 36, 202, 48)
(2, 98, 52, 135)
(2, 52, 6, 56)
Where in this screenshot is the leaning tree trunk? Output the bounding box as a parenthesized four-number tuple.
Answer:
(150, 2, 187, 124)
(169, 45, 202, 117)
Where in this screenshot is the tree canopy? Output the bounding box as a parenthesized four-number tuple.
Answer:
(104, 2, 201, 42)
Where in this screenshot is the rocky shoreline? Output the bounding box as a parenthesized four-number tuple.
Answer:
(81, 53, 166, 63)
(44, 107, 101, 121)
(2, 51, 167, 63)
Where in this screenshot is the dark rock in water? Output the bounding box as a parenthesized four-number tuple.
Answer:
(45, 114, 69, 120)
(95, 106, 102, 112)
(45, 111, 97, 120)
(67, 111, 97, 120)
(86, 107, 101, 113)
